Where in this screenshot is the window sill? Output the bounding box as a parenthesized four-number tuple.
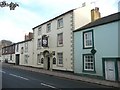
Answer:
(37, 47, 42, 50)
(37, 63, 43, 65)
(57, 64, 63, 67)
(57, 44, 63, 47)
(83, 46, 93, 49)
(57, 26, 63, 29)
(82, 70, 96, 73)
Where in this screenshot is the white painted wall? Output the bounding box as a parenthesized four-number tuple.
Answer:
(33, 4, 92, 71)
(18, 40, 33, 67)
(73, 3, 92, 30)
(33, 12, 73, 71)
(2, 54, 15, 64)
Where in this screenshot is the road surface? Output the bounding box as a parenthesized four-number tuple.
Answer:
(1, 64, 112, 89)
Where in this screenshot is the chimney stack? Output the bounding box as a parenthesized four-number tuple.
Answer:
(24, 32, 33, 41)
(91, 7, 101, 22)
(28, 32, 33, 40)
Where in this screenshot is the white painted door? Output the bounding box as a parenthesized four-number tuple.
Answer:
(105, 60, 115, 81)
(118, 61, 120, 81)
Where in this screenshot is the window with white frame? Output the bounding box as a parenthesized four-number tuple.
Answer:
(57, 33, 63, 46)
(41, 58, 44, 64)
(21, 47, 24, 54)
(24, 42, 28, 52)
(37, 38, 42, 48)
(83, 30, 93, 48)
(37, 54, 43, 64)
(37, 54, 41, 64)
(47, 23, 51, 33)
(53, 57, 56, 64)
(83, 54, 95, 71)
(57, 18, 63, 28)
(24, 55, 28, 64)
(57, 53, 63, 65)
(38, 26, 42, 35)
(10, 54, 12, 60)
(16, 44, 19, 52)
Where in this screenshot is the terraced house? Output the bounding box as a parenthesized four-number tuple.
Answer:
(2, 44, 15, 64)
(2, 3, 101, 72)
(2, 32, 33, 66)
(32, 3, 100, 72)
(15, 39, 33, 66)
(73, 12, 120, 81)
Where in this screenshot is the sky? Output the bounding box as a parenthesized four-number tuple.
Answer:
(0, 0, 119, 43)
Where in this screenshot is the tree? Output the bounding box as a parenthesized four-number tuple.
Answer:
(0, 1, 19, 10)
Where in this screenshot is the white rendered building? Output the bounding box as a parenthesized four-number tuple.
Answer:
(32, 3, 95, 71)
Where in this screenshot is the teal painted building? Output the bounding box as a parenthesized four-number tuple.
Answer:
(73, 12, 120, 81)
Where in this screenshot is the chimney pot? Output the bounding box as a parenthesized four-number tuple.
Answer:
(91, 7, 101, 22)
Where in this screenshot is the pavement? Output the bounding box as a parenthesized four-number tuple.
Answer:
(2, 63, 120, 88)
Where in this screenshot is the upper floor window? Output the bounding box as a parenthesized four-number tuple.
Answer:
(16, 44, 19, 52)
(57, 18, 63, 28)
(47, 23, 51, 33)
(57, 33, 63, 46)
(83, 30, 93, 49)
(21, 47, 24, 54)
(2, 48, 5, 54)
(24, 55, 28, 64)
(38, 26, 42, 35)
(37, 38, 42, 48)
(25, 42, 28, 52)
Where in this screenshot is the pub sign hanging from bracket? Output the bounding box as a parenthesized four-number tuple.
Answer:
(42, 35, 49, 47)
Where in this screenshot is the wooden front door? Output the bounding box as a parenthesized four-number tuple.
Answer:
(47, 57, 50, 70)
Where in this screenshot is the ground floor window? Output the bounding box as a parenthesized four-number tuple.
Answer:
(37, 54, 43, 64)
(83, 54, 95, 72)
(53, 57, 56, 64)
(37, 54, 41, 64)
(24, 55, 28, 64)
(10, 54, 12, 60)
(57, 52, 63, 66)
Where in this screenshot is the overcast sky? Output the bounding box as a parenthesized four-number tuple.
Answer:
(0, 0, 119, 43)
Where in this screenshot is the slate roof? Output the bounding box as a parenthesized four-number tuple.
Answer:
(74, 12, 120, 32)
(2, 39, 32, 49)
(32, 9, 74, 30)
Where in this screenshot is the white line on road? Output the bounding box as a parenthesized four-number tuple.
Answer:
(0, 70, 6, 73)
(41, 83, 56, 88)
(9, 73, 29, 80)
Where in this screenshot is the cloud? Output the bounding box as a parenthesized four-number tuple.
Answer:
(0, 0, 119, 43)
(0, 4, 45, 42)
(0, 20, 24, 43)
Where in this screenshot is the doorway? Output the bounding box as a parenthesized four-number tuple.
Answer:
(105, 60, 115, 81)
(16, 54, 20, 65)
(118, 61, 120, 81)
(47, 57, 50, 70)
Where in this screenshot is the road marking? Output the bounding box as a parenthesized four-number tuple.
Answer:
(41, 83, 56, 88)
(9, 73, 29, 80)
(0, 70, 6, 74)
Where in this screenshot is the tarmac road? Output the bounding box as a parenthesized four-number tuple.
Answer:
(2, 63, 113, 89)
